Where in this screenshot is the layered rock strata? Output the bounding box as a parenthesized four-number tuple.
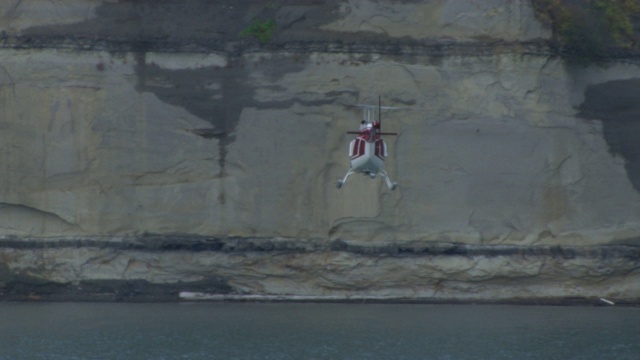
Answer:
(1, 237, 638, 304)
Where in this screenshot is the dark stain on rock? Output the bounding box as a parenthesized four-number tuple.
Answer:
(135, 56, 248, 176)
(22, 0, 261, 43)
(135, 58, 247, 131)
(188, 128, 226, 139)
(11, 0, 556, 60)
(578, 78, 640, 193)
(133, 53, 313, 179)
(19, 0, 344, 46)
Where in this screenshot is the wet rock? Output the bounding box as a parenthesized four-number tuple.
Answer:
(579, 79, 640, 193)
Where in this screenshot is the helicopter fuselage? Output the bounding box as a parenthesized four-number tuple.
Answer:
(349, 136, 387, 176)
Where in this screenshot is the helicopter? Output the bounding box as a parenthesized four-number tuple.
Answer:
(336, 96, 398, 190)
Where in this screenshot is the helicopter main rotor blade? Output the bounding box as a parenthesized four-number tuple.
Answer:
(347, 131, 397, 135)
(356, 104, 399, 110)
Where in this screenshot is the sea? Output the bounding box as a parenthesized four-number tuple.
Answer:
(0, 302, 638, 359)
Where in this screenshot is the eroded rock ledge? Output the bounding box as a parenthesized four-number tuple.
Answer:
(2, 235, 640, 256)
(0, 34, 555, 57)
(1, 236, 638, 304)
(4, 34, 640, 60)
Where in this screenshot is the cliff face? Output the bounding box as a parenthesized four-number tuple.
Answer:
(1, 0, 639, 303)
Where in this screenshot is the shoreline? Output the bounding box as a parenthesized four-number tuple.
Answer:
(0, 293, 634, 307)
(178, 293, 631, 307)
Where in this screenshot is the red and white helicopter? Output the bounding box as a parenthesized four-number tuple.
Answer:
(336, 97, 398, 190)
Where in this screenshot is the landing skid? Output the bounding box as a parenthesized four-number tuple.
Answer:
(380, 169, 398, 191)
(336, 169, 397, 191)
(336, 169, 355, 189)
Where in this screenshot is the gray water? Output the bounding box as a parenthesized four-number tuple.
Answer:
(0, 302, 638, 360)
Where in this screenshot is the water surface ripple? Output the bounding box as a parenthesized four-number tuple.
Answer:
(1, 303, 638, 359)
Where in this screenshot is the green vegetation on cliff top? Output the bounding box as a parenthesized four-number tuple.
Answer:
(533, 0, 640, 61)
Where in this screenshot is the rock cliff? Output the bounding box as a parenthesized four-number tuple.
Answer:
(0, 0, 639, 303)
